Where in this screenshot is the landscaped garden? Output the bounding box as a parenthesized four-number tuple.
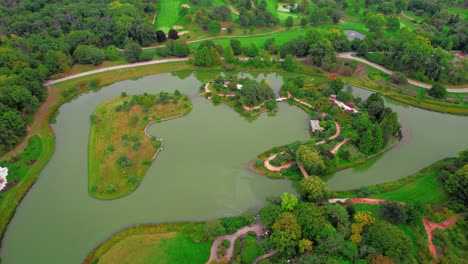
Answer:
(89, 92, 192, 199)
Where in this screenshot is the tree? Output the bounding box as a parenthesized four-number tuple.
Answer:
(298, 239, 313, 253)
(329, 9, 342, 24)
(371, 125, 384, 153)
(168, 29, 179, 40)
(445, 164, 468, 205)
(299, 176, 329, 202)
(259, 204, 282, 228)
(281, 192, 299, 211)
(386, 15, 400, 30)
(156, 30, 167, 43)
(300, 18, 308, 27)
(296, 145, 325, 175)
(172, 40, 190, 57)
(357, 42, 368, 56)
(330, 78, 344, 93)
(270, 212, 301, 257)
(203, 220, 226, 240)
(390, 72, 408, 85)
(285, 16, 293, 27)
(223, 45, 235, 63)
(104, 46, 120, 61)
(245, 42, 259, 57)
(73, 45, 105, 65)
(428, 83, 447, 99)
(380, 202, 407, 224)
(123, 43, 142, 63)
(207, 20, 221, 34)
(358, 129, 373, 155)
(363, 221, 413, 261)
(282, 54, 295, 71)
(230, 39, 242, 55)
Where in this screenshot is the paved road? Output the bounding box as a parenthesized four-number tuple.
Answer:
(45, 54, 468, 93)
(44, 58, 190, 85)
(337, 52, 468, 92)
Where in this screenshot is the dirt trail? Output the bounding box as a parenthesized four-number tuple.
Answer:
(331, 138, 349, 154)
(253, 250, 277, 264)
(328, 198, 406, 205)
(1, 86, 60, 161)
(263, 151, 292, 171)
(152, 12, 157, 25)
(225, 0, 239, 15)
(206, 223, 265, 264)
(423, 214, 462, 258)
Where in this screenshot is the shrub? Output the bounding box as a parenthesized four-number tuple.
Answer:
(390, 72, 408, 85)
(107, 184, 117, 193)
(128, 175, 138, 184)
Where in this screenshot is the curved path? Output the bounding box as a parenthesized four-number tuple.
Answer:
(206, 223, 265, 264)
(337, 52, 468, 92)
(423, 214, 462, 258)
(263, 151, 292, 172)
(225, 0, 239, 15)
(253, 250, 277, 264)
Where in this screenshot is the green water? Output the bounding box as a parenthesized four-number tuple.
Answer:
(1, 72, 467, 263)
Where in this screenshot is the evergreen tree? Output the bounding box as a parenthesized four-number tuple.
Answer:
(372, 125, 384, 153)
(283, 54, 295, 71)
(223, 45, 236, 63)
(359, 129, 373, 155)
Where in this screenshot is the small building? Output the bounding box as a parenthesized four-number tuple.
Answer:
(0, 166, 8, 192)
(310, 120, 324, 133)
(236, 84, 243, 90)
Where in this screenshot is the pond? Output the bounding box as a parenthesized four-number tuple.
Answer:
(1, 72, 467, 263)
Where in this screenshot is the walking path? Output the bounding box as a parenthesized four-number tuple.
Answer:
(337, 52, 468, 92)
(44, 54, 467, 93)
(331, 138, 349, 154)
(423, 214, 462, 258)
(44, 58, 190, 86)
(262, 121, 343, 178)
(151, 12, 157, 25)
(328, 197, 406, 205)
(206, 223, 265, 264)
(225, 0, 239, 15)
(263, 151, 292, 172)
(253, 250, 277, 264)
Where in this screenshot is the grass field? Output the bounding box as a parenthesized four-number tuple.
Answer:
(88, 94, 192, 199)
(369, 172, 449, 205)
(84, 223, 211, 264)
(155, 0, 186, 31)
(99, 232, 210, 264)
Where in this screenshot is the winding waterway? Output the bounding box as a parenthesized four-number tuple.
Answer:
(1, 72, 467, 263)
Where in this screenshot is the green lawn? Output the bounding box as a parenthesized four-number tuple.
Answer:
(369, 172, 449, 205)
(155, 0, 186, 31)
(99, 233, 210, 264)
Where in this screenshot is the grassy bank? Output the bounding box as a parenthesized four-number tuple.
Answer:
(336, 158, 452, 204)
(88, 93, 192, 199)
(83, 223, 211, 264)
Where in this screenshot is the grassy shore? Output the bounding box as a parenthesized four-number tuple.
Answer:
(88, 94, 192, 199)
(83, 223, 211, 264)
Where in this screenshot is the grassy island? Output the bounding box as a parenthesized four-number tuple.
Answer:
(88, 92, 192, 199)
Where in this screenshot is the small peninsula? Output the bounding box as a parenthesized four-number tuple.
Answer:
(88, 92, 192, 199)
